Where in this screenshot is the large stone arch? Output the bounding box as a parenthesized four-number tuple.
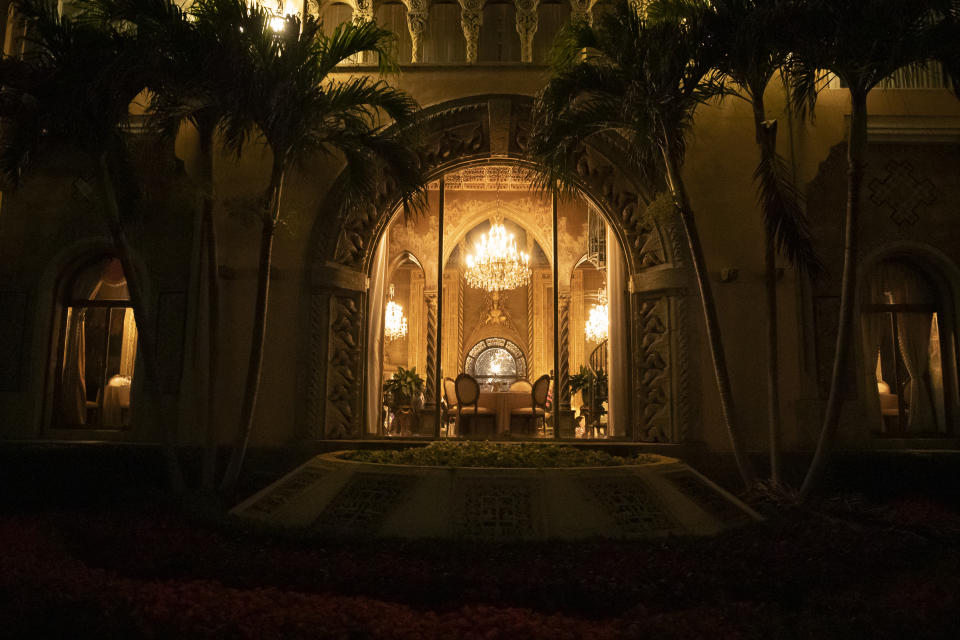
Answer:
(300, 94, 699, 442)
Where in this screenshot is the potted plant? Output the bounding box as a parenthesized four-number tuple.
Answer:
(569, 366, 608, 435)
(382, 367, 425, 435)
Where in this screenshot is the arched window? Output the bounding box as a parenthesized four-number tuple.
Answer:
(56, 257, 137, 428)
(464, 338, 527, 388)
(862, 258, 955, 435)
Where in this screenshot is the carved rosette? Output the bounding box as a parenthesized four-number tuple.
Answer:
(514, 0, 540, 63)
(325, 294, 364, 438)
(425, 292, 438, 404)
(458, 0, 484, 64)
(633, 296, 670, 441)
(569, 0, 598, 25)
(558, 293, 571, 409)
(402, 0, 429, 63)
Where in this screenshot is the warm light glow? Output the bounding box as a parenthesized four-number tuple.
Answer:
(585, 288, 608, 343)
(464, 220, 531, 292)
(384, 284, 408, 342)
(269, 15, 287, 31)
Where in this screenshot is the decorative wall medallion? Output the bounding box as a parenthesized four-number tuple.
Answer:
(868, 159, 937, 229)
(662, 469, 753, 526)
(325, 294, 363, 438)
(634, 296, 671, 441)
(315, 473, 416, 534)
(453, 478, 536, 539)
(246, 468, 328, 517)
(580, 475, 677, 534)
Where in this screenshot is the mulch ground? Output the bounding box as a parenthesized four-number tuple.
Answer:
(2, 492, 959, 639)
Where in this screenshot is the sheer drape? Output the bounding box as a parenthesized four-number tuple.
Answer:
(365, 234, 389, 434)
(861, 312, 887, 432)
(606, 226, 628, 437)
(898, 311, 934, 431)
(929, 314, 947, 432)
(119, 307, 138, 377)
(60, 261, 106, 425)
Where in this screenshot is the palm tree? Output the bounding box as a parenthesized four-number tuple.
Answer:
(791, 0, 960, 499)
(529, 0, 757, 489)
(84, 0, 242, 494)
(653, 0, 822, 485)
(0, 0, 185, 492)
(195, 1, 427, 492)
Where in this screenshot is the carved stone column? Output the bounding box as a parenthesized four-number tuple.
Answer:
(514, 0, 539, 64)
(402, 0, 429, 63)
(569, 0, 598, 25)
(628, 0, 649, 16)
(352, 0, 375, 23)
(424, 291, 438, 406)
(569, 270, 585, 373)
(458, 0, 484, 64)
(558, 293, 571, 409)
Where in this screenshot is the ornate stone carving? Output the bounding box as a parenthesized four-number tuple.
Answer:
(352, 0, 375, 23)
(402, 0, 430, 63)
(325, 294, 363, 438)
(458, 0, 485, 64)
(569, 0, 599, 24)
(424, 292, 438, 403)
(580, 475, 678, 534)
(673, 294, 694, 442)
(634, 296, 670, 441)
(572, 145, 664, 270)
(868, 159, 937, 229)
(514, 0, 540, 63)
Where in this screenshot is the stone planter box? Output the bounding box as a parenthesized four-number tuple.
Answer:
(232, 452, 761, 540)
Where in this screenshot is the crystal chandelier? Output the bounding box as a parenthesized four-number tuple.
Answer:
(585, 288, 609, 343)
(384, 284, 408, 342)
(464, 218, 531, 292)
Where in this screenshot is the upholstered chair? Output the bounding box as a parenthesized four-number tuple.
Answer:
(454, 373, 495, 436)
(510, 374, 550, 435)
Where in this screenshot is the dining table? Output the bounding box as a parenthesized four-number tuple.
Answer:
(477, 390, 534, 433)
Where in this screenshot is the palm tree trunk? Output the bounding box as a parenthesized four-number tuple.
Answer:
(752, 97, 782, 485)
(97, 153, 185, 494)
(661, 138, 757, 490)
(220, 157, 285, 493)
(197, 129, 221, 494)
(800, 90, 868, 499)
(764, 234, 782, 484)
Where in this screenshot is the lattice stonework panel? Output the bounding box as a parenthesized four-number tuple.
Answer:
(580, 475, 678, 535)
(314, 473, 416, 535)
(324, 293, 364, 439)
(662, 470, 753, 526)
(246, 468, 328, 517)
(868, 159, 938, 229)
(453, 478, 537, 540)
(633, 295, 672, 441)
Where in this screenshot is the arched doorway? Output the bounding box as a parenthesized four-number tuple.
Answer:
(302, 95, 697, 443)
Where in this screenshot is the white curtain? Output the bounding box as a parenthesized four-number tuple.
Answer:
(365, 233, 389, 434)
(60, 261, 106, 425)
(606, 226, 628, 437)
(119, 307, 138, 378)
(898, 311, 934, 431)
(929, 314, 947, 433)
(860, 312, 887, 432)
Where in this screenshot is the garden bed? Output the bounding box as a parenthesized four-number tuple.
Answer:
(338, 441, 661, 468)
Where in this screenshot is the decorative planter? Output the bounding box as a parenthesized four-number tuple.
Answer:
(232, 452, 761, 540)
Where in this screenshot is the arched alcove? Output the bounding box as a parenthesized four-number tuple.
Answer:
(301, 94, 698, 444)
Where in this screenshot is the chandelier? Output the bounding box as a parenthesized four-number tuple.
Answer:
(464, 218, 531, 292)
(384, 284, 408, 342)
(585, 288, 609, 343)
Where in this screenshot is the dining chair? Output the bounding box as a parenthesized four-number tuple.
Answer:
(455, 373, 495, 437)
(443, 377, 459, 436)
(510, 374, 550, 436)
(509, 379, 532, 393)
